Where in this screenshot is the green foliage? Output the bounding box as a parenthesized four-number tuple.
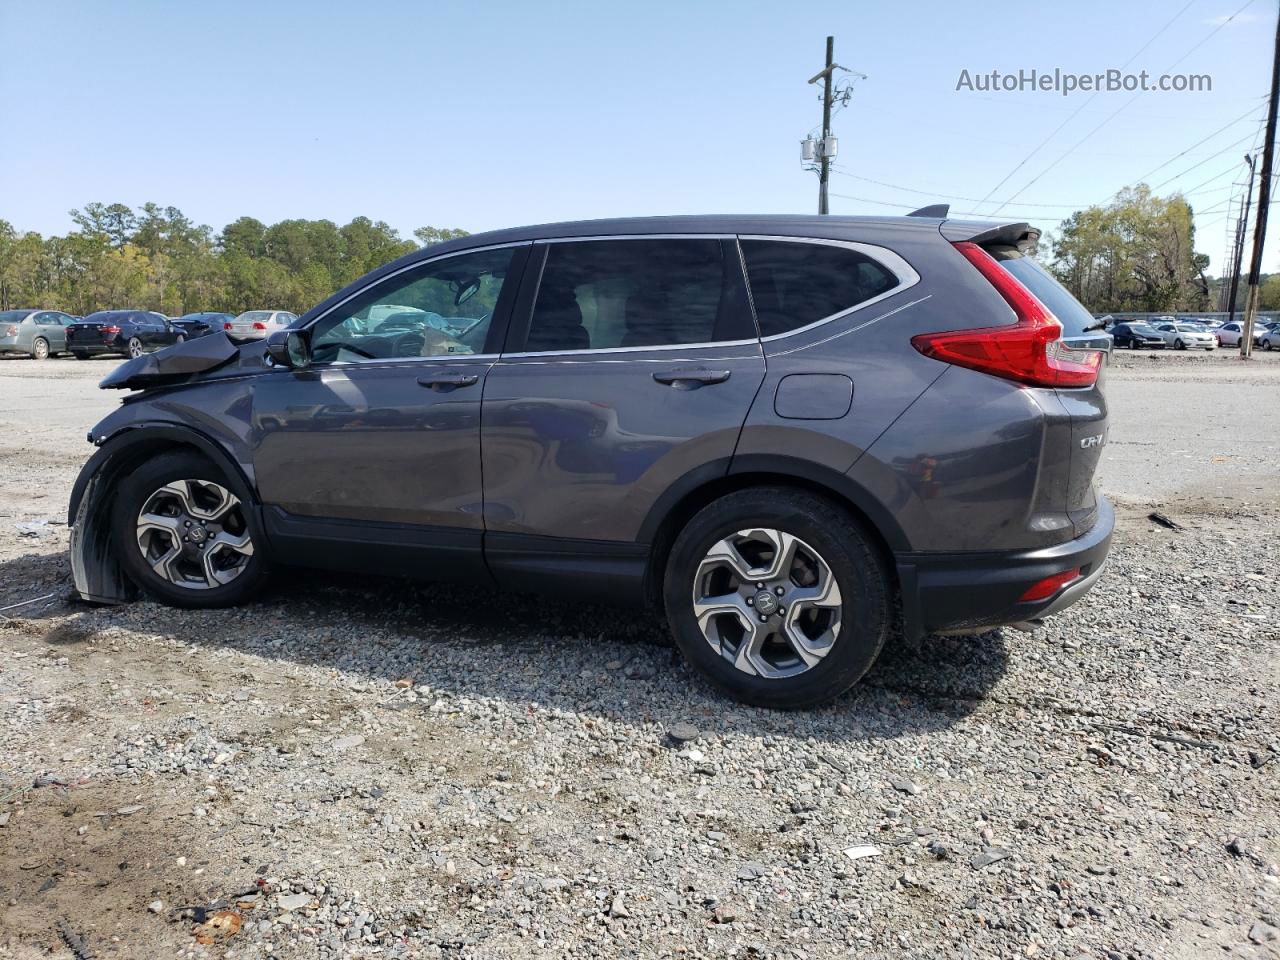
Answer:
(1049, 185, 1210, 313)
(0, 205, 468, 315)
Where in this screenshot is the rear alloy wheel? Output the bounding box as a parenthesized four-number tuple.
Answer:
(31, 337, 49, 360)
(127, 337, 144, 358)
(112, 451, 268, 607)
(664, 487, 890, 708)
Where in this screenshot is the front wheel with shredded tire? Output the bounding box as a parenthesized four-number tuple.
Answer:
(111, 451, 269, 608)
(662, 487, 891, 708)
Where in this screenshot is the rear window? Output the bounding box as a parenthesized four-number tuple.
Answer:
(993, 254, 1097, 338)
(0, 310, 31, 323)
(236, 311, 274, 322)
(740, 240, 899, 337)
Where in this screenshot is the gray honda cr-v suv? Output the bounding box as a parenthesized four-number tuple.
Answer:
(69, 214, 1113, 708)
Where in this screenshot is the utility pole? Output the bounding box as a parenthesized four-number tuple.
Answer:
(818, 36, 834, 215)
(1225, 153, 1257, 324)
(1240, 9, 1280, 358)
(805, 37, 838, 215)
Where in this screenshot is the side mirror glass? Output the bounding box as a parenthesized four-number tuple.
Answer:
(265, 329, 311, 369)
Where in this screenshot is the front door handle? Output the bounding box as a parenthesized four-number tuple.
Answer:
(417, 372, 479, 390)
(652, 368, 732, 388)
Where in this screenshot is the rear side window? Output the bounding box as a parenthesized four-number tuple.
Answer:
(993, 254, 1097, 338)
(526, 239, 734, 352)
(740, 239, 898, 337)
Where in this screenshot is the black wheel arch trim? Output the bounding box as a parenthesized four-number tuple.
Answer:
(69, 423, 256, 525)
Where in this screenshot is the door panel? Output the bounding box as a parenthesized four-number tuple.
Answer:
(482, 345, 764, 542)
(251, 360, 491, 528)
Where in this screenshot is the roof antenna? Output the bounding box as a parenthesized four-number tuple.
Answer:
(907, 204, 949, 218)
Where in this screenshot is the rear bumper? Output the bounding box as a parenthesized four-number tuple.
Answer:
(896, 496, 1114, 639)
(68, 341, 125, 355)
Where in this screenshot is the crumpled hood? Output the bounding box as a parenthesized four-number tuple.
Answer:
(99, 333, 244, 390)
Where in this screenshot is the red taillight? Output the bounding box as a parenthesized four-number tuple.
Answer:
(224, 321, 233, 330)
(101, 325, 121, 335)
(911, 242, 1102, 388)
(1018, 568, 1081, 602)
(252, 321, 266, 330)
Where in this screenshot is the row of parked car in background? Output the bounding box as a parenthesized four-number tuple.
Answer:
(1105, 314, 1280, 351)
(0, 308, 299, 359)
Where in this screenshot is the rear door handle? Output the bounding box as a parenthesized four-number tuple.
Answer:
(417, 372, 479, 390)
(652, 368, 732, 387)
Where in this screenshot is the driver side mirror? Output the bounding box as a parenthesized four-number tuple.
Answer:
(265, 329, 311, 369)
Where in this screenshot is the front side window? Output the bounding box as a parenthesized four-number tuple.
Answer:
(524, 239, 730, 353)
(310, 247, 515, 364)
(740, 239, 899, 337)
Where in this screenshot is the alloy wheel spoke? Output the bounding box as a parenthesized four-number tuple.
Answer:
(695, 537, 757, 584)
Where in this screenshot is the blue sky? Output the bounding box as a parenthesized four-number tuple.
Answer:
(0, 0, 1272, 275)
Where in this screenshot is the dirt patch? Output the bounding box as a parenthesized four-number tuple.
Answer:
(0, 783, 232, 959)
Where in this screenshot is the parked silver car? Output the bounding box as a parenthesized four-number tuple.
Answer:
(1154, 322, 1215, 350)
(224, 310, 298, 341)
(0, 309, 75, 359)
(1257, 323, 1280, 351)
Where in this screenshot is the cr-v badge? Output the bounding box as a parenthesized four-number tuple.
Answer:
(1080, 434, 1105, 449)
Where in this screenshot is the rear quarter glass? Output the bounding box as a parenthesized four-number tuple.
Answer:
(996, 256, 1097, 337)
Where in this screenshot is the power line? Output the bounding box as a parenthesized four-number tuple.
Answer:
(1150, 132, 1262, 191)
(988, 0, 1259, 215)
(827, 168, 1095, 209)
(1124, 104, 1266, 185)
(973, 0, 1197, 211)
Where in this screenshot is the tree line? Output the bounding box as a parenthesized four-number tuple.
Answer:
(0, 202, 468, 316)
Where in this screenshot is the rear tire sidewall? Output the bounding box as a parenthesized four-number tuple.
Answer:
(32, 338, 49, 360)
(111, 450, 269, 608)
(663, 488, 890, 709)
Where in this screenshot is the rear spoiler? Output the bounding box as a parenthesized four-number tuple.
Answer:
(938, 218, 1040, 253)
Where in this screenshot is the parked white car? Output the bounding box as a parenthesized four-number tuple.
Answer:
(1154, 322, 1216, 350)
(1215, 321, 1251, 347)
(224, 310, 298, 341)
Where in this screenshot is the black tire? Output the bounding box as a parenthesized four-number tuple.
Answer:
(111, 450, 269, 608)
(662, 487, 891, 709)
(73, 352, 92, 360)
(1265, 339, 1274, 351)
(31, 337, 49, 360)
(1175, 339, 1185, 350)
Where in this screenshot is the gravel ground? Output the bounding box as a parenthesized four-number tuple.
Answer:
(1, 351, 1277, 960)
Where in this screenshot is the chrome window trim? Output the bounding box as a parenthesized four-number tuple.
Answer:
(538, 233, 734, 243)
(738, 235, 921, 343)
(501, 338, 760, 360)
